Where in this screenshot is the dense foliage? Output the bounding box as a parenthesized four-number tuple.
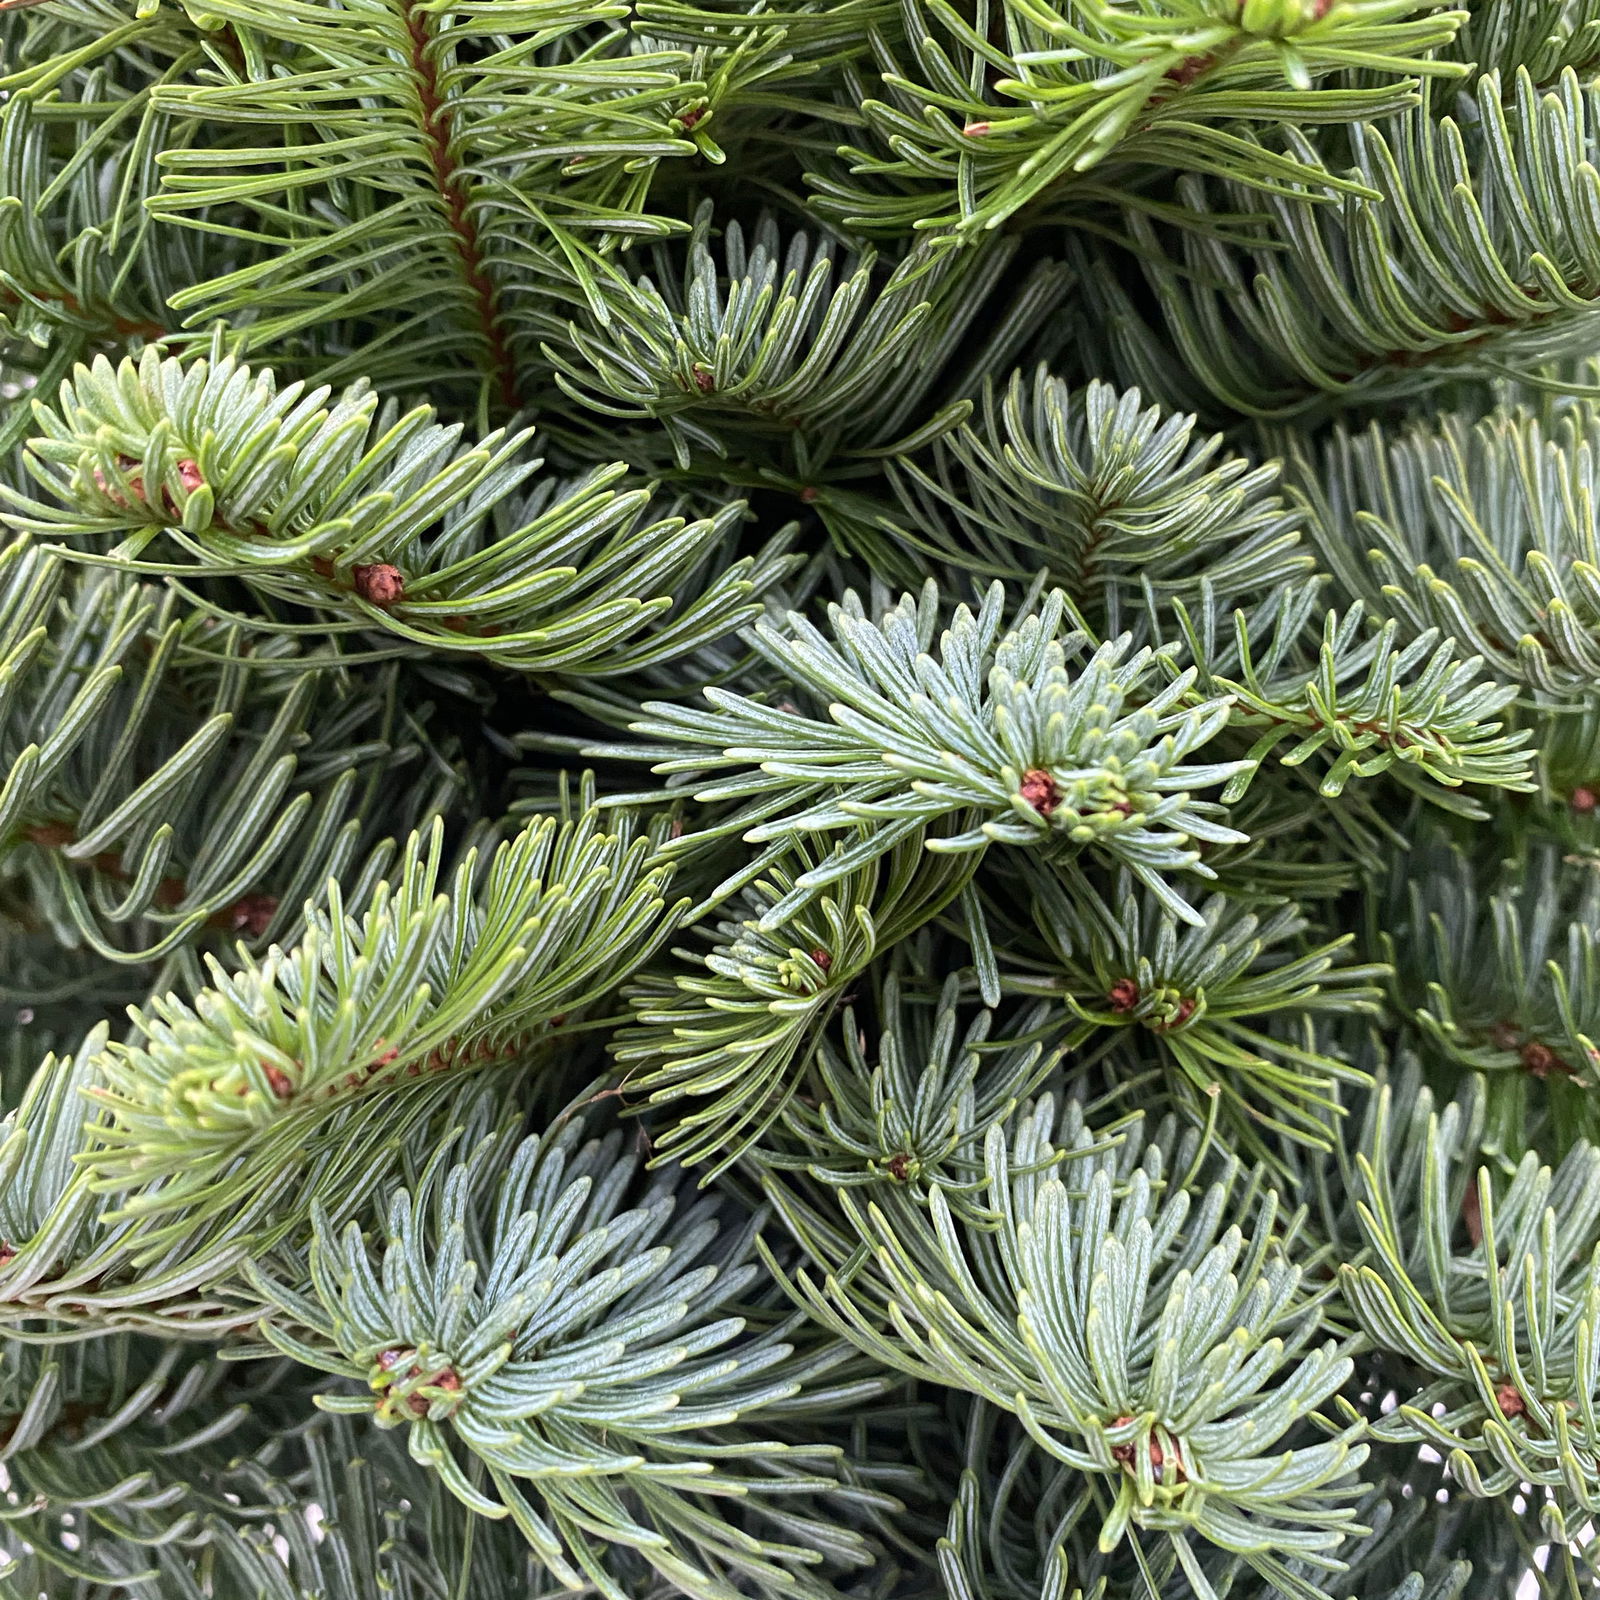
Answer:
(2, 0, 1600, 1595)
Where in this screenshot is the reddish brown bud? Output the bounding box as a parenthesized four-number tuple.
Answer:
(691, 364, 715, 394)
(262, 1064, 294, 1099)
(886, 1153, 912, 1181)
(226, 894, 278, 938)
(0, 1242, 15, 1268)
(1109, 1421, 1184, 1482)
(810, 947, 832, 972)
(1108, 978, 1140, 1013)
(1154, 997, 1197, 1032)
(1166, 52, 1216, 86)
(1574, 786, 1598, 814)
(1496, 1382, 1525, 1418)
(679, 104, 706, 130)
(353, 563, 405, 608)
(1521, 1040, 1568, 1079)
(1019, 768, 1060, 815)
(93, 456, 143, 508)
(402, 1366, 462, 1416)
(799, 485, 819, 503)
(176, 458, 204, 494)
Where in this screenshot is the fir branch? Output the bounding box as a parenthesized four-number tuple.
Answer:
(0, 543, 435, 963)
(1340, 1072, 1600, 1516)
(933, 1401, 1510, 1600)
(750, 958, 1065, 1217)
(1173, 586, 1537, 806)
(856, 368, 1306, 614)
(768, 1106, 1368, 1599)
(10, 349, 778, 676)
(631, 582, 1250, 928)
(546, 206, 1072, 471)
(245, 1115, 891, 1600)
(154, 1420, 531, 1600)
(0, 1335, 282, 1585)
(1089, 70, 1600, 419)
(1003, 867, 1384, 1154)
(141, 0, 701, 411)
(8, 347, 536, 561)
(614, 827, 977, 1176)
(80, 797, 685, 1249)
(810, 0, 1465, 240)
(1293, 401, 1600, 700)
(1383, 832, 1600, 1149)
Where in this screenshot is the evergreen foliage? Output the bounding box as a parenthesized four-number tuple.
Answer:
(5, 0, 1600, 1596)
